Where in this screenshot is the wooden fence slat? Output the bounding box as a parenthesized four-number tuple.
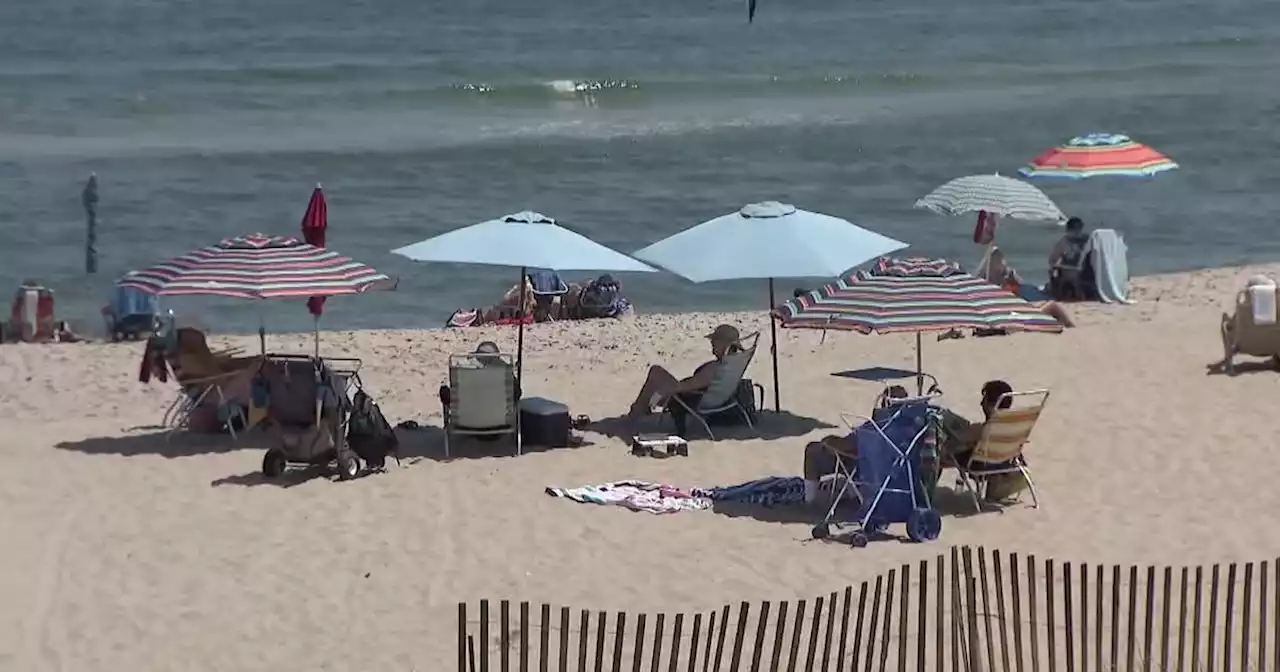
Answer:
(1176, 569, 1187, 672)
(559, 608, 571, 672)
(460, 603, 469, 672)
(1224, 563, 1237, 672)
(867, 575, 885, 672)
(482, 600, 492, 672)
(993, 551, 1011, 672)
(540, 604, 551, 672)
(838, 585, 855, 672)
(631, 613, 647, 672)
(921, 558, 931, 670)
(594, 611, 607, 672)
(897, 567, 909, 672)
(520, 602, 531, 672)
(574, 610, 586, 672)
(727, 602, 748, 672)
(668, 613, 683, 672)
(1028, 555, 1040, 672)
(1110, 566, 1120, 672)
(805, 595, 825, 672)
(1010, 553, 1024, 672)
(748, 601, 769, 672)
(878, 570, 895, 672)
(786, 600, 806, 672)
(852, 581, 869, 672)
(712, 605, 729, 672)
(1125, 566, 1137, 672)
(1242, 564, 1253, 672)
(769, 600, 788, 672)
(1094, 565, 1103, 672)
(1046, 560, 1056, 672)
(501, 601, 511, 672)
(1259, 562, 1269, 672)
(1143, 567, 1155, 672)
(612, 612, 626, 672)
(1274, 559, 1279, 672)
(1063, 562, 1074, 672)
(1160, 568, 1172, 672)
(938, 554, 948, 672)
(824, 592, 838, 672)
(701, 610, 715, 672)
(651, 613, 665, 672)
(1191, 568, 1203, 672)
(686, 613, 701, 672)
(978, 549, 996, 672)
(1207, 565, 1221, 672)
(966, 577, 981, 672)
(1077, 564, 1086, 672)
(954, 549, 964, 672)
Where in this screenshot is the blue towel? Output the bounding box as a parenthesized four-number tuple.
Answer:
(693, 476, 807, 507)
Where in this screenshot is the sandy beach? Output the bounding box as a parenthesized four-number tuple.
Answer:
(2, 264, 1279, 671)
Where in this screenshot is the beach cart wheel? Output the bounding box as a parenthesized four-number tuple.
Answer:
(262, 449, 286, 478)
(337, 453, 361, 480)
(811, 524, 830, 540)
(907, 508, 943, 543)
(849, 531, 869, 548)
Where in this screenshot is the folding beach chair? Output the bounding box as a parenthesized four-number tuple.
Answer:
(528, 269, 569, 321)
(949, 389, 1049, 512)
(160, 329, 258, 440)
(440, 348, 521, 457)
(1220, 277, 1280, 374)
(665, 332, 762, 439)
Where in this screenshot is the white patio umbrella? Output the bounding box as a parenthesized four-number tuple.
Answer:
(914, 174, 1065, 222)
(632, 201, 909, 411)
(391, 211, 657, 383)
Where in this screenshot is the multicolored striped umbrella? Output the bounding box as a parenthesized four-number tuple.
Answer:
(915, 174, 1065, 222)
(120, 233, 391, 300)
(1018, 133, 1179, 179)
(775, 257, 1064, 334)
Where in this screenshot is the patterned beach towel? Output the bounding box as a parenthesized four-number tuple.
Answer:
(545, 480, 711, 515)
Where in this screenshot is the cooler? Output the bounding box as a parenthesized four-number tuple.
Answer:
(519, 397, 571, 447)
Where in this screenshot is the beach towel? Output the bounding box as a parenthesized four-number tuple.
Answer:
(691, 476, 808, 507)
(1089, 229, 1135, 304)
(545, 480, 710, 514)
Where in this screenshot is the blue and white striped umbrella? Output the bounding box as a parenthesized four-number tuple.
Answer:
(914, 174, 1065, 222)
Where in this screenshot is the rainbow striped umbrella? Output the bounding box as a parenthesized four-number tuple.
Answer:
(774, 257, 1062, 391)
(1018, 133, 1178, 179)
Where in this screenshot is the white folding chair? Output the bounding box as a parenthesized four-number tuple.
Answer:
(442, 352, 521, 457)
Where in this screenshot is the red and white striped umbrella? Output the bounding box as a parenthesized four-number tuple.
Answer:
(120, 233, 390, 300)
(300, 185, 329, 316)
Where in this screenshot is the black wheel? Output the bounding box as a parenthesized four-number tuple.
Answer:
(907, 508, 943, 543)
(262, 449, 286, 478)
(849, 532, 869, 548)
(365, 453, 386, 470)
(811, 524, 830, 540)
(337, 453, 360, 480)
(675, 444, 689, 456)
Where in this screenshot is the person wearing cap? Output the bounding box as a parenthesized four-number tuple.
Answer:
(625, 324, 743, 422)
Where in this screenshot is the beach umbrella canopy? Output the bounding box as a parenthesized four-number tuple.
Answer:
(774, 257, 1063, 392)
(300, 184, 329, 319)
(391, 211, 657, 384)
(915, 174, 1065, 222)
(1019, 133, 1179, 179)
(633, 201, 909, 410)
(121, 233, 391, 351)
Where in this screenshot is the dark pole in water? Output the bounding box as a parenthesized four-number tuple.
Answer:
(748, 0, 757, 22)
(82, 173, 99, 274)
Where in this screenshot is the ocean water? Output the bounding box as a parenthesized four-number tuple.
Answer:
(1, 0, 1278, 332)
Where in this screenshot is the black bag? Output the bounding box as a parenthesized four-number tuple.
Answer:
(347, 389, 399, 468)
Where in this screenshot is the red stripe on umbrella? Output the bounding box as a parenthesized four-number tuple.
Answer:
(301, 185, 328, 316)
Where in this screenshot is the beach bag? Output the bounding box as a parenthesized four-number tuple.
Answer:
(973, 211, 998, 245)
(347, 389, 398, 468)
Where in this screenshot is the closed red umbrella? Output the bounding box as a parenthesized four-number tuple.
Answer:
(300, 185, 328, 317)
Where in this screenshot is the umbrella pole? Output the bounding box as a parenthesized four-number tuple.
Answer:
(768, 278, 781, 412)
(915, 332, 923, 395)
(258, 308, 266, 355)
(516, 266, 526, 391)
(313, 315, 320, 358)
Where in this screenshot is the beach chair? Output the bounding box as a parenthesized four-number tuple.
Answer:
(948, 389, 1049, 512)
(160, 328, 258, 440)
(102, 285, 158, 342)
(1050, 235, 1095, 301)
(1221, 277, 1280, 374)
(664, 332, 762, 439)
(440, 350, 521, 457)
(528, 269, 569, 321)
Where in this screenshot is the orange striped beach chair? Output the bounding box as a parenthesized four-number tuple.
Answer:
(951, 389, 1049, 512)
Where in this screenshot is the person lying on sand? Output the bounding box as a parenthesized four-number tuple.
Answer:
(800, 379, 1015, 505)
(625, 324, 742, 423)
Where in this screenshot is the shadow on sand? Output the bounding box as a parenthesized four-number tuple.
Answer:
(1205, 357, 1279, 376)
(393, 423, 596, 462)
(55, 429, 246, 459)
(587, 409, 836, 443)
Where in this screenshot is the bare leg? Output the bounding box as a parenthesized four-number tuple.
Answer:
(628, 365, 680, 418)
(1040, 301, 1075, 328)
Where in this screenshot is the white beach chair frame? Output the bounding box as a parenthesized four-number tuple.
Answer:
(666, 332, 760, 440)
(443, 352, 521, 457)
(162, 371, 248, 442)
(952, 389, 1049, 512)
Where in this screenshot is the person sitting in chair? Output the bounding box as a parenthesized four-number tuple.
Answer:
(626, 324, 742, 423)
(1049, 217, 1092, 299)
(800, 379, 1015, 505)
